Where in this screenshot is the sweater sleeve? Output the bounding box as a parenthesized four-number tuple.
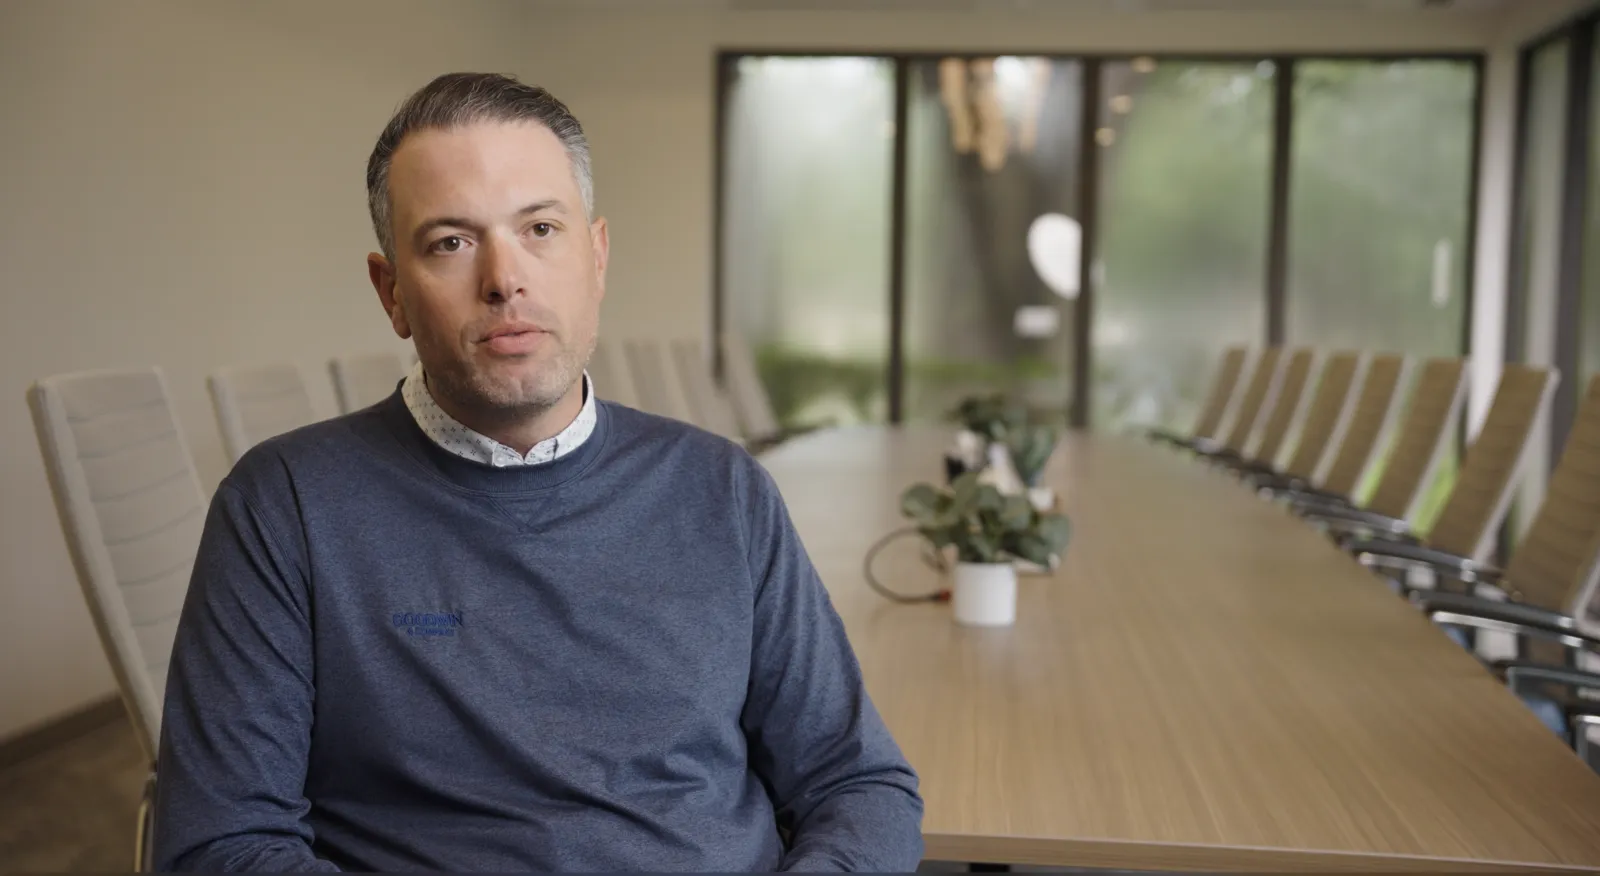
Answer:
(738, 462, 925, 872)
(152, 481, 338, 872)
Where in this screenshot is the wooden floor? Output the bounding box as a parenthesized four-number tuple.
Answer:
(0, 717, 145, 873)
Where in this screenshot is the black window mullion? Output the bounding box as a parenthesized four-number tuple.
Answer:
(1264, 57, 1295, 349)
(887, 56, 911, 425)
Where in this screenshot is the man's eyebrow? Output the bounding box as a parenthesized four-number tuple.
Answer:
(515, 199, 566, 217)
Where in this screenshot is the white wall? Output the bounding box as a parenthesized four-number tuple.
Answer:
(0, 0, 1549, 739)
(1468, 47, 1519, 438)
(0, 0, 535, 740)
(1472, 0, 1594, 527)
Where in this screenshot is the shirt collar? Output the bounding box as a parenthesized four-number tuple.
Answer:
(401, 359, 598, 468)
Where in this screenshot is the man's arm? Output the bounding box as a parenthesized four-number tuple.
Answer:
(738, 463, 924, 872)
(153, 480, 337, 872)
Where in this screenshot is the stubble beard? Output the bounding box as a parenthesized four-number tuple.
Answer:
(423, 330, 595, 427)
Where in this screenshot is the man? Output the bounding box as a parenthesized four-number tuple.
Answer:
(152, 72, 923, 872)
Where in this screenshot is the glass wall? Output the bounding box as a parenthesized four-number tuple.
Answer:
(901, 57, 1083, 422)
(720, 53, 1480, 435)
(1093, 59, 1272, 432)
(1286, 61, 1474, 354)
(721, 56, 894, 429)
(1286, 59, 1477, 526)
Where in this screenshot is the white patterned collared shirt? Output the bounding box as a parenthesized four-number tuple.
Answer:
(401, 359, 598, 468)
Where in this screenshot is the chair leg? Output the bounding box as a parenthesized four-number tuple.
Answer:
(135, 770, 155, 872)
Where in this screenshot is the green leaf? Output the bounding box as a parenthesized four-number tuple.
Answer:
(998, 494, 1033, 531)
(1035, 514, 1073, 552)
(1005, 423, 1061, 486)
(967, 539, 999, 563)
(973, 483, 1007, 512)
(920, 525, 956, 550)
(951, 471, 984, 507)
(928, 495, 960, 528)
(900, 483, 943, 520)
(1009, 533, 1056, 567)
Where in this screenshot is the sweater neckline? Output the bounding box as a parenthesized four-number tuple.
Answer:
(376, 388, 610, 496)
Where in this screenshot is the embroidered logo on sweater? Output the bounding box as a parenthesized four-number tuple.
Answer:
(393, 612, 464, 638)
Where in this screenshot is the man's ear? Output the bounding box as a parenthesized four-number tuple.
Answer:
(368, 253, 411, 339)
(590, 217, 610, 301)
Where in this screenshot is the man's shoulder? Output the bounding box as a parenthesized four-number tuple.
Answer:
(599, 400, 766, 482)
(600, 400, 742, 454)
(221, 407, 395, 503)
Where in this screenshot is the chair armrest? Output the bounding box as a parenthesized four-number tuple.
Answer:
(1414, 591, 1577, 628)
(1196, 445, 1241, 461)
(1302, 504, 1406, 528)
(1502, 661, 1600, 698)
(1348, 540, 1500, 583)
(1222, 458, 1276, 476)
(1417, 593, 1600, 655)
(1270, 485, 1350, 508)
(1303, 507, 1414, 540)
(1286, 493, 1355, 516)
(1249, 470, 1303, 490)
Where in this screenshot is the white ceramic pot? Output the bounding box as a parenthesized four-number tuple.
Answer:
(951, 562, 1018, 627)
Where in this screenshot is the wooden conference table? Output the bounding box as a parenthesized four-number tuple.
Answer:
(760, 426, 1600, 872)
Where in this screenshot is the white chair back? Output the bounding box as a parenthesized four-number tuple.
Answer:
(670, 339, 743, 440)
(27, 367, 206, 765)
(208, 363, 318, 463)
(329, 352, 407, 413)
(588, 339, 640, 408)
(623, 338, 695, 422)
(722, 331, 781, 440)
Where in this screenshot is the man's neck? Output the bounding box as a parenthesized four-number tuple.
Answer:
(426, 374, 585, 456)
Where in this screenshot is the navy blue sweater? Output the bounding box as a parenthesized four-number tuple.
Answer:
(152, 392, 922, 871)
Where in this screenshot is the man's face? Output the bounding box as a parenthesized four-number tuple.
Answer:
(369, 121, 608, 421)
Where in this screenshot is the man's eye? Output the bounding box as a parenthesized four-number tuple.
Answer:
(530, 223, 555, 238)
(432, 236, 465, 254)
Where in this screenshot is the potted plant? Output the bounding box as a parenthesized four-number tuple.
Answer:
(900, 471, 1072, 627)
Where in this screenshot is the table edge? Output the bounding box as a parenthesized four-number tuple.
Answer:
(922, 832, 1600, 873)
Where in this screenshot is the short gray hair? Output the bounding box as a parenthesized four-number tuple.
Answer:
(366, 72, 594, 261)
